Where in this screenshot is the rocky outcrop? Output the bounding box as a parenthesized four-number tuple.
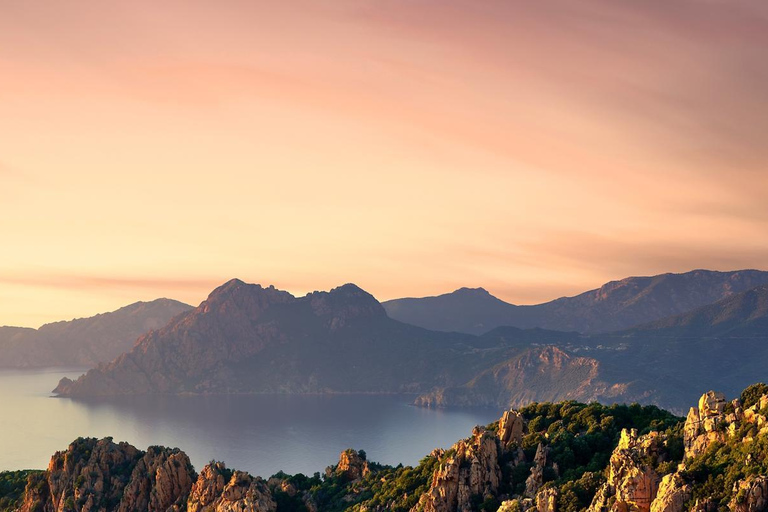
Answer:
(416, 426, 502, 512)
(499, 411, 525, 448)
(118, 447, 194, 512)
(649, 473, 691, 512)
(588, 429, 669, 512)
(684, 390, 768, 460)
(729, 476, 768, 512)
(525, 444, 549, 498)
(498, 500, 523, 512)
(332, 450, 370, 482)
(187, 463, 276, 512)
(536, 488, 558, 512)
(17, 437, 194, 512)
(15, 438, 276, 512)
(684, 391, 728, 459)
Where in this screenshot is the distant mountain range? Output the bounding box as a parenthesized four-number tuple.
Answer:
(53, 272, 768, 413)
(383, 269, 768, 334)
(0, 299, 192, 367)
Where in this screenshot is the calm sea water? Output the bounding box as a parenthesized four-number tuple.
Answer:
(0, 368, 502, 477)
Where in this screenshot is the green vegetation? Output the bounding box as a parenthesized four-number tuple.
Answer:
(500, 401, 682, 509)
(683, 426, 768, 511)
(0, 471, 40, 512)
(740, 383, 768, 410)
(264, 401, 682, 512)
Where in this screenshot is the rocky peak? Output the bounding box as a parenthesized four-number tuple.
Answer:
(200, 279, 294, 318)
(498, 410, 525, 448)
(18, 437, 195, 512)
(699, 391, 727, 418)
(453, 287, 493, 297)
(729, 475, 768, 512)
(588, 429, 669, 512)
(307, 284, 386, 328)
(416, 426, 502, 512)
(117, 446, 194, 512)
(525, 443, 549, 498)
(684, 390, 768, 459)
(188, 462, 276, 512)
(650, 473, 692, 512)
(332, 449, 370, 482)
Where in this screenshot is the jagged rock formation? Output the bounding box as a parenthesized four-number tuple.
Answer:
(498, 411, 524, 449)
(683, 390, 768, 460)
(14, 438, 276, 512)
(525, 444, 549, 498)
(416, 426, 502, 512)
(118, 447, 195, 512)
(331, 450, 370, 483)
(588, 429, 669, 512)
(0, 299, 191, 368)
(536, 488, 558, 512)
(17, 437, 193, 512)
(729, 476, 768, 512)
(187, 463, 275, 512)
(649, 473, 691, 512)
(683, 391, 728, 459)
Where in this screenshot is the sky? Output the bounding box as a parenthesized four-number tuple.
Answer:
(1, 0, 768, 327)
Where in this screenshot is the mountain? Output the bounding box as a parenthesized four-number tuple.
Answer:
(623, 283, 768, 338)
(53, 278, 768, 414)
(0, 298, 193, 368)
(54, 279, 617, 399)
(582, 284, 768, 405)
(383, 269, 768, 334)
(410, 283, 768, 412)
(9, 386, 768, 512)
(54, 280, 482, 395)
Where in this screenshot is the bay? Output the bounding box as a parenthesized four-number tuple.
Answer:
(0, 368, 502, 476)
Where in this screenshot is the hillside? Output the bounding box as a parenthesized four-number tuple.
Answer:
(383, 269, 768, 334)
(0, 299, 192, 368)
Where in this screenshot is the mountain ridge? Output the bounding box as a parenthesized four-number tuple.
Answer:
(383, 269, 768, 334)
(0, 298, 193, 368)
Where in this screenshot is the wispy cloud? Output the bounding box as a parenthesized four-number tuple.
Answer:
(0, 273, 224, 296)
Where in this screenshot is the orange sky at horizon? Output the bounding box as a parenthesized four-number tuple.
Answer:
(1, 0, 768, 327)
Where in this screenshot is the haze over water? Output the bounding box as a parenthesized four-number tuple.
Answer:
(0, 368, 502, 476)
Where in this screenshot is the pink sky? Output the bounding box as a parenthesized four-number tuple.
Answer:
(1, 0, 767, 327)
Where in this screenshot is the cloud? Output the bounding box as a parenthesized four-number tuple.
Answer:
(0, 273, 225, 297)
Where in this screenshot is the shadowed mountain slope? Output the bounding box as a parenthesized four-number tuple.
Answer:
(383, 269, 768, 334)
(0, 298, 192, 367)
